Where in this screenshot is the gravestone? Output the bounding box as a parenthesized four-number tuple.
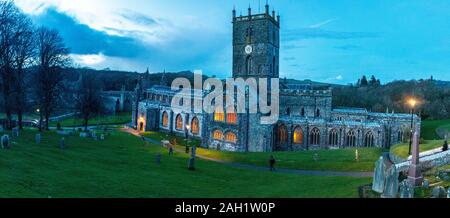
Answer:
(155, 153, 161, 164)
(191, 145, 197, 159)
(100, 134, 105, 140)
(188, 157, 195, 171)
(35, 134, 41, 144)
(372, 156, 387, 193)
(60, 137, 65, 150)
(1, 135, 10, 149)
(12, 128, 19, 137)
(447, 188, 450, 198)
(431, 186, 446, 198)
(399, 180, 414, 198)
(383, 165, 399, 198)
(355, 149, 360, 162)
(422, 179, 430, 189)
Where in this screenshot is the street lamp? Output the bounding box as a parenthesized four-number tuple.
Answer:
(408, 98, 417, 155)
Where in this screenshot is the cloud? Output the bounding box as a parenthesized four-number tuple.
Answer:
(71, 53, 106, 66)
(308, 18, 338, 28)
(283, 28, 379, 41)
(336, 75, 343, 80)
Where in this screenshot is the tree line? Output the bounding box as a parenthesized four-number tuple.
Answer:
(0, 1, 102, 131)
(333, 77, 450, 120)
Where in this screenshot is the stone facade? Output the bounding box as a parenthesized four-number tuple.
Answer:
(134, 4, 421, 152)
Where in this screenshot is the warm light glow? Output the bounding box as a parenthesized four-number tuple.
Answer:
(408, 99, 417, 108)
(186, 124, 190, 130)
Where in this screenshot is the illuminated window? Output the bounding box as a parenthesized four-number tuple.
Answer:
(191, 117, 199, 135)
(225, 132, 237, 143)
(213, 130, 223, 140)
(175, 114, 183, 130)
(293, 127, 303, 144)
(226, 112, 237, 124)
(214, 109, 225, 122)
(162, 112, 169, 127)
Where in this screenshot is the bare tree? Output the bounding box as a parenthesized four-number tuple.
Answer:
(35, 27, 70, 131)
(11, 7, 35, 129)
(0, 1, 22, 129)
(75, 73, 103, 132)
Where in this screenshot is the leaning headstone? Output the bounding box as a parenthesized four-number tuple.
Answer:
(431, 186, 446, 198)
(422, 179, 430, 189)
(372, 156, 387, 193)
(399, 180, 414, 198)
(1, 135, 10, 149)
(35, 133, 41, 144)
(383, 165, 399, 198)
(60, 137, 65, 150)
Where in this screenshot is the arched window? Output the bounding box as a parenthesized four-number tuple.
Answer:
(225, 132, 237, 143)
(329, 129, 339, 146)
(162, 112, 169, 127)
(365, 131, 375, 147)
(301, 108, 305, 117)
(213, 130, 223, 140)
(277, 124, 288, 144)
(191, 117, 199, 135)
(316, 109, 320, 117)
(175, 114, 183, 130)
(346, 130, 357, 147)
(293, 127, 303, 144)
(246, 56, 252, 74)
(398, 130, 404, 143)
(214, 108, 225, 122)
(310, 128, 320, 145)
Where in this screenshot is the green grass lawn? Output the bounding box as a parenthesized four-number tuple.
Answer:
(141, 131, 381, 172)
(49, 112, 132, 127)
(390, 140, 445, 159)
(0, 129, 370, 198)
(421, 119, 450, 140)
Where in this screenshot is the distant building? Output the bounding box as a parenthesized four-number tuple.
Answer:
(134, 4, 420, 152)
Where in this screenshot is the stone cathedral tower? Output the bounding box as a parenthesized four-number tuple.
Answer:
(232, 3, 280, 79)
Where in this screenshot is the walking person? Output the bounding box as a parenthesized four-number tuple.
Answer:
(269, 155, 276, 172)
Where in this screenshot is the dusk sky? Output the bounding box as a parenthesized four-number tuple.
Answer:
(15, 0, 450, 84)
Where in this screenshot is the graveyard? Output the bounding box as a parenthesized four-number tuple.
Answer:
(0, 128, 372, 198)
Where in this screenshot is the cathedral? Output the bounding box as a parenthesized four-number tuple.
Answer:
(133, 4, 421, 152)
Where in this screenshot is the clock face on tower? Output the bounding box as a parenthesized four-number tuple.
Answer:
(244, 45, 253, 54)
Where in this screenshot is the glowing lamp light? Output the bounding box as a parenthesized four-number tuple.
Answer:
(409, 99, 417, 108)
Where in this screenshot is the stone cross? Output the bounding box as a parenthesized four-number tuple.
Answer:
(383, 165, 399, 198)
(372, 156, 386, 193)
(408, 131, 423, 187)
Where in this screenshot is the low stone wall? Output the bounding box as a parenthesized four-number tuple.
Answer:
(395, 150, 450, 172)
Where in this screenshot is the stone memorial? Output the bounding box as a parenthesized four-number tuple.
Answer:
(155, 153, 161, 164)
(408, 131, 423, 186)
(313, 153, 319, 161)
(60, 137, 65, 150)
(35, 134, 41, 144)
(383, 165, 399, 198)
(399, 180, 414, 198)
(1, 134, 10, 149)
(431, 186, 446, 198)
(447, 188, 450, 198)
(372, 156, 387, 193)
(100, 134, 105, 140)
(12, 128, 19, 137)
(188, 157, 195, 171)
